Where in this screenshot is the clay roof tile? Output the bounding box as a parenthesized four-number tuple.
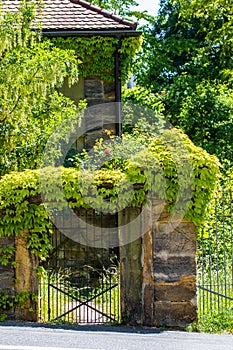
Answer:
(1, 0, 138, 32)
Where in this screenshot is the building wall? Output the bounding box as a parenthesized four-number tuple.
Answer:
(61, 76, 116, 152)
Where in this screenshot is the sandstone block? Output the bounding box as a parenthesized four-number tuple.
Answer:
(154, 276, 196, 302)
(154, 255, 196, 281)
(154, 222, 196, 255)
(84, 77, 103, 97)
(154, 301, 197, 327)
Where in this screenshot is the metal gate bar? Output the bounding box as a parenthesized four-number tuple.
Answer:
(38, 209, 120, 324)
(197, 189, 233, 317)
(49, 282, 118, 322)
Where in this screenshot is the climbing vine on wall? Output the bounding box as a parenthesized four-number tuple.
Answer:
(0, 129, 220, 262)
(0, 291, 37, 321)
(48, 35, 143, 82)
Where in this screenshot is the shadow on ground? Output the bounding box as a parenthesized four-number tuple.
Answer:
(0, 320, 164, 334)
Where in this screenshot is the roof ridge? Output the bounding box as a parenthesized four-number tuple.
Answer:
(70, 0, 137, 30)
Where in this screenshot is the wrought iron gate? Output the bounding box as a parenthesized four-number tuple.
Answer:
(197, 189, 233, 316)
(38, 210, 120, 324)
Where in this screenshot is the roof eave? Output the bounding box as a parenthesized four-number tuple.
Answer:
(42, 29, 142, 38)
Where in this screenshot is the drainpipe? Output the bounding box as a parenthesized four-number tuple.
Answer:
(115, 37, 122, 137)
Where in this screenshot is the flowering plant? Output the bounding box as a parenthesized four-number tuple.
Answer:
(75, 122, 156, 171)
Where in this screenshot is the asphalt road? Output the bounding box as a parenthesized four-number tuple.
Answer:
(0, 323, 232, 350)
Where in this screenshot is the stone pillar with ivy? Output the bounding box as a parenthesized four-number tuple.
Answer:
(118, 130, 220, 328)
(0, 230, 39, 321)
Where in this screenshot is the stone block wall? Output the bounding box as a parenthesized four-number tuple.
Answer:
(151, 200, 197, 327)
(84, 77, 115, 106)
(152, 226, 197, 327)
(120, 203, 197, 328)
(70, 76, 116, 152)
(0, 236, 15, 319)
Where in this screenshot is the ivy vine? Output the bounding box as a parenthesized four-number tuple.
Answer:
(0, 291, 37, 321)
(0, 129, 220, 257)
(48, 35, 143, 82)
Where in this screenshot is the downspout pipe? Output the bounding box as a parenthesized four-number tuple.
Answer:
(115, 37, 122, 137)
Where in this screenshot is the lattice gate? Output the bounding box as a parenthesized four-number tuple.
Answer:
(38, 210, 120, 324)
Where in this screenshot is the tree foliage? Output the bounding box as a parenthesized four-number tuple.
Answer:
(136, 0, 233, 89)
(0, 0, 83, 175)
(90, 0, 138, 15)
(89, 0, 154, 22)
(134, 0, 233, 167)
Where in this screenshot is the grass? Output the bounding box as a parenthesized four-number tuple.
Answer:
(187, 264, 233, 334)
(198, 310, 233, 333)
(38, 269, 73, 323)
(197, 256, 233, 314)
(187, 309, 233, 334)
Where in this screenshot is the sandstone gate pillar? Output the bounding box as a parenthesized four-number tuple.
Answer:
(0, 231, 38, 321)
(119, 203, 197, 328)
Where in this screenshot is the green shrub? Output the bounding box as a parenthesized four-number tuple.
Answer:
(188, 310, 233, 334)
